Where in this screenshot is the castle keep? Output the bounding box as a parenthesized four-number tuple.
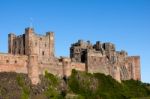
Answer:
(0, 27, 141, 84)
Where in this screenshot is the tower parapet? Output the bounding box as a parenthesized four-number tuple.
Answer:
(25, 27, 34, 34)
(1, 27, 141, 85)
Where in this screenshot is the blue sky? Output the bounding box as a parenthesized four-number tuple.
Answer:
(0, 0, 150, 83)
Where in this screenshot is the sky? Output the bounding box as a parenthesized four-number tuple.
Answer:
(0, 0, 150, 83)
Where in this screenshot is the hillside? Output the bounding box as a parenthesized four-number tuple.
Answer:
(0, 72, 64, 99)
(68, 70, 150, 99)
(0, 70, 150, 99)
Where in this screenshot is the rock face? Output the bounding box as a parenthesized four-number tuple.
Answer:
(0, 27, 141, 84)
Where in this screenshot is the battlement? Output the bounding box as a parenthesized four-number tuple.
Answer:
(25, 27, 34, 34)
(8, 27, 55, 59)
(70, 40, 116, 62)
(70, 40, 141, 81)
(102, 42, 115, 51)
(8, 33, 16, 38)
(0, 27, 141, 84)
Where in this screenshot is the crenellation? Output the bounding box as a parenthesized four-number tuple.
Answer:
(25, 27, 34, 34)
(103, 42, 115, 51)
(0, 27, 141, 84)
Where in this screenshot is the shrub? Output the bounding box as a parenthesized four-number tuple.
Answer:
(68, 70, 150, 99)
(16, 75, 30, 99)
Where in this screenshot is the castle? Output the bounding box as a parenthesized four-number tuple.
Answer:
(0, 27, 141, 84)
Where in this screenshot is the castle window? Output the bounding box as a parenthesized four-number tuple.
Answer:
(42, 51, 45, 56)
(19, 41, 21, 46)
(14, 41, 17, 48)
(94, 58, 96, 61)
(19, 49, 21, 54)
(114, 66, 117, 70)
(6, 60, 9, 63)
(45, 43, 47, 47)
(9, 49, 11, 53)
(35, 42, 37, 46)
(40, 38, 42, 40)
(65, 61, 68, 64)
(15, 60, 17, 64)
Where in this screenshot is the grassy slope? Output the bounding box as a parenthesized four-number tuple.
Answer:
(0, 72, 63, 99)
(0, 70, 150, 99)
(68, 69, 150, 99)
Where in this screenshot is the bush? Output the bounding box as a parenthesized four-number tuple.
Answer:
(122, 80, 150, 98)
(16, 75, 30, 99)
(44, 71, 64, 99)
(68, 70, 150, 99)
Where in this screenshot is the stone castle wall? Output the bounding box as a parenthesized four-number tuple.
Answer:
(70, 40, 141, 82)
(8, 28, 54, 62)
(0, 27, 141, 84)
(0, 53, 28, 73)
(127, 56, 141, 80)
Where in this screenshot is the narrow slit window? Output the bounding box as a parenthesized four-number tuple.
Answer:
(15, 60, 17, 64)
(6, 60, 9, 63)
(35, 42, 37, 46)
(42, 51, 45, 56)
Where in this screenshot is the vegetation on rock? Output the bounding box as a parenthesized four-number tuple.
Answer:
(68, 69, 150, 99)
(0, 70, 150, 99)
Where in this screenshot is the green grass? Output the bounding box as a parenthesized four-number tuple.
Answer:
(16, 75, 30, 99)
(0, 71, 150, 99)
(68, 69, 150, 99)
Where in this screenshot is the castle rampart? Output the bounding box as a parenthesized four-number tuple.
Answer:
(0, 53, 28, 73)
(70, 40, 141, 82)
(0, 27, 141, 84)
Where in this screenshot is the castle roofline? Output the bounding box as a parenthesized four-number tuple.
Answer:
(25, 27, 34, 30)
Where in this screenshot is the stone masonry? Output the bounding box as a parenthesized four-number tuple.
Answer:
(0, 27, 141, 84)
(70, 40, 141, 82)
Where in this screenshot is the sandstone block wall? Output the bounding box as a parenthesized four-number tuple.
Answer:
(28, 54, 40, 85)
(38, 58, 63, 77)
(127, 56, 141, 80)
(0, 53, 28, 73)
(71, 62, 85, 71)
(0, 27, 141, 84)
(8, 28, 54, 62)
(70, 40, 141, 82)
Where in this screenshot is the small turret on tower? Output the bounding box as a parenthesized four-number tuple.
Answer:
(25, 27, 34, 34)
